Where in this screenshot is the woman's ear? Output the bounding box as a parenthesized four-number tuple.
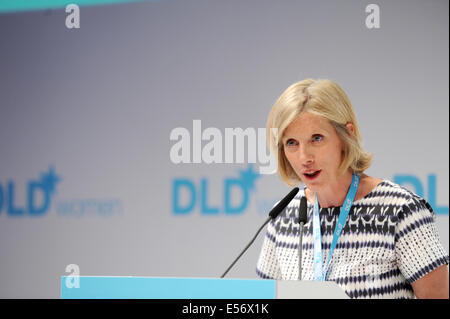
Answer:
(346, 122, 355, 135)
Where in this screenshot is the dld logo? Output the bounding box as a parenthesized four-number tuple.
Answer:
(172, 165, 260, 215)
(394, 174, 448, 215)
(0, 167, 61, 217)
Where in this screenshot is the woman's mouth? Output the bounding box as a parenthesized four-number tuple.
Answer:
(303, 170, 321, 181)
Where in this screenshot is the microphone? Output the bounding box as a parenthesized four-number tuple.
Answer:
(296, 196, 308, 280)
(220, 187, 299, 278)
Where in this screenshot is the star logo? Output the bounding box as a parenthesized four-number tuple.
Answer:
(238, 164, 261, 192)
(39, 166, 61, 195)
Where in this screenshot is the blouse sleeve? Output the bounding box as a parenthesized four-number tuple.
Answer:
(256, 218, 282, 280)
(394, 195, 449, 283)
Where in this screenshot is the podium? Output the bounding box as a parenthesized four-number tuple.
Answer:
(60, 276, 349, 299)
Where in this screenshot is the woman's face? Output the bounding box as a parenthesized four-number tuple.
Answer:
(282, 112, 346, 192)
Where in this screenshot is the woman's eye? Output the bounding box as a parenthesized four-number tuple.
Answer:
(285, 139, 297, 147)
(313, 135, 323, 142)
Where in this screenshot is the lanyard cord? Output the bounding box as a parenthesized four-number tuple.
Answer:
(313, 173, 360, 281)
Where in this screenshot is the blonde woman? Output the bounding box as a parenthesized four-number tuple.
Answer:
(256, 79, 449, 299)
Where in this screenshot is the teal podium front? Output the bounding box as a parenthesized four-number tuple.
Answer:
(60, 276, 349, 299)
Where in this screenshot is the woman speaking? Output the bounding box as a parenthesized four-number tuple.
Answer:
(256, 79, 449, 299)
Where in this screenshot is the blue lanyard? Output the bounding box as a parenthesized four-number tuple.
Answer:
(312, 173, 360, 281)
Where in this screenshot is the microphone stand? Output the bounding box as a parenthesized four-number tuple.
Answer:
(220, 187, 299, 278)
(297, 196, 308, 281)
(220, 216, 271, 278)
(298, 220, 305, 280)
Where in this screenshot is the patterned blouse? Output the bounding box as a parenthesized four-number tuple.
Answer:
(256, 180, 449, 298)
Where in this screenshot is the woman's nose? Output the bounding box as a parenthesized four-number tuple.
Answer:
(298, 144, 314, 165)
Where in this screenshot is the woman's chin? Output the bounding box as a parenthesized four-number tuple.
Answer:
(303, 179, 323, 193)
(303, 182, 316, 190)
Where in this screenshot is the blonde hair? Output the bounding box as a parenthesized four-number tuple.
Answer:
(267, 78, 373, 186)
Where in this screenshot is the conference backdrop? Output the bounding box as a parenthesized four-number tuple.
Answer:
(0, 0, 448, 298)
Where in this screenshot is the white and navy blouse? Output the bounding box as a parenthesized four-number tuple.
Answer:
(256, 180, 449, 299)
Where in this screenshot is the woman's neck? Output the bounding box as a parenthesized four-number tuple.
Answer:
(315, 171, 354, 208)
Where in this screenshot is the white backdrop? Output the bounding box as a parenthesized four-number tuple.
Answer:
(0, 0, 448, 298)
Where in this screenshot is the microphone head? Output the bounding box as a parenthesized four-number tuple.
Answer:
(268, 187, 299, 219)
(297, 196, 308, 224)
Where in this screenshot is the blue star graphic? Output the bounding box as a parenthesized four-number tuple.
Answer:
(238, 164, 261, 192)
(39, 166, 62, 195)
